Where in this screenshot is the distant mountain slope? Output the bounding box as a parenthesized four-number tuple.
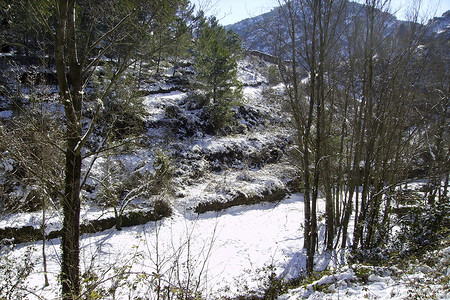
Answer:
(426, 10, 450, 38)
(225, 6, 281, 53)
(225, 1, 381, 53)
(227, 2, 449, 55)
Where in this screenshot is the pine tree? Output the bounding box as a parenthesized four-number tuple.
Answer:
(194, 17, 242, 132)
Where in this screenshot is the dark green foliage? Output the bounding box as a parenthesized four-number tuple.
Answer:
(193, 17, 242, 133)
(152, 150, 174, 193)
(258, 264, 288, 299)
(160, 0, 194, 73)
(350, 188, 449, 266)
(352, 266, 372, 283)
(152, 198, 173, 219)
(267, 65, 280, 85)
(92, 66, 148, 139)
(395, 198, 450, 255)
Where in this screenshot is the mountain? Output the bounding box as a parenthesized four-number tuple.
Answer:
(426, 10, 450, 38)
(227, 2, 449, 55)
(225, 1, 385, 54)
(225, 6, 281, 53)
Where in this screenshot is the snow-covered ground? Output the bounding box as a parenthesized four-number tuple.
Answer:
(7, 193, 307, 298)
(6, 190, 449, 299)
(2, 56, 449, 299)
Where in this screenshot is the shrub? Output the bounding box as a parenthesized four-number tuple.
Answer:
(0, 245, 36, 299)
(258, 264, 288, 299)
(150, 150, 174, 195)
(267, 65, 280, 85)
(394, 198, 449, 256)
(152, 198, 172, 219)
(206, 97, 238, 134)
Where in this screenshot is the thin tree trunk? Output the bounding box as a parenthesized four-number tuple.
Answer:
(55, 1, 83, 298)
(41, 195, 49, 287)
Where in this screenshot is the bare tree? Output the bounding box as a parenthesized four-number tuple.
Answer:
(336, 0, 437, 250)
(2, 0, 186, 298)
(276, 0, 348, 274)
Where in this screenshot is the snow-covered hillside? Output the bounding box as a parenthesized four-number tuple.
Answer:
(426, 10, 450, 36)
(1, 52, 448, 299)
(0, 54, 298, 298)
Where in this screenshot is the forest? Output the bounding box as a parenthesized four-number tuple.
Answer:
(0, 0, 448, 299)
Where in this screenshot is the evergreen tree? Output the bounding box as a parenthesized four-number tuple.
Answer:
(193, 16, 242, 132)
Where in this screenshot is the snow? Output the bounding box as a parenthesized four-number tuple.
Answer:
(0, 110, 13, 119)
(2, 55, 449, 300)
(280, 270, 413, 300)
(142, 91, 187, 122)
(7, 185, 430, 299)
(5, 194, 304, 298)
(237, 60, 268, 85)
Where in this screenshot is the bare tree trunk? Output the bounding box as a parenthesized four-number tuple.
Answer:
(352, 0, 376, 250)
(41, 194, 49, 287)
(55, 1, 83, 297)
(279, 0, 346, 272)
